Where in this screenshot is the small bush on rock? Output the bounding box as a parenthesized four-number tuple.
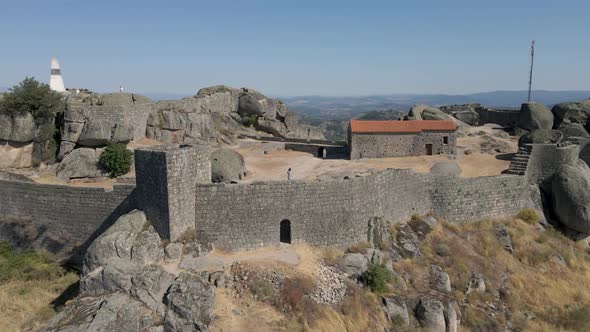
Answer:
(359, 262, 393, 293)
(517, 209, 539, 224)
(241, 114, 258, 127)
(99, 143, 132, 177)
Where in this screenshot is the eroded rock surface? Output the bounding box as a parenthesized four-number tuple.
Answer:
(552, 160, 590, 234)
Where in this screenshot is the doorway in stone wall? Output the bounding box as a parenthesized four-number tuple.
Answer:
(425, 144, 433, 155)
(318, 147, 326, 158)
(280, 219, 291, 244)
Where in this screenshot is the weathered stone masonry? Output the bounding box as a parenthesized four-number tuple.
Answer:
(194, 170, 534, 250)
(1, 144, 536, 255)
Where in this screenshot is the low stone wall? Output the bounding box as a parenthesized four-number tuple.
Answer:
(0, 179, 136, 256)
(194, 169, 534, 250)
(476, 108, 520, 127)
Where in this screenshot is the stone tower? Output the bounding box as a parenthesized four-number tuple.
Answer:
(49, 57, 65, 92)
(134, 144, 211, 242)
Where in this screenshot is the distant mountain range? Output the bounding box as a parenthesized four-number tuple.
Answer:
(281, 90, 590, 120)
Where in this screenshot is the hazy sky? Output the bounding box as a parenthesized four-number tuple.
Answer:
(1, 0, 589, 96)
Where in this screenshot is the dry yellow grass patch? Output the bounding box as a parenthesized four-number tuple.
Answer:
(0, 274, 78, 332)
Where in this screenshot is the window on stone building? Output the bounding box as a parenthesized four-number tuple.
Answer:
(443, 136, 449, 145)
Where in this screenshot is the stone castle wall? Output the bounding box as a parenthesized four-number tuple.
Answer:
(350, 132, 457, 159)
(1, 144, 536, 255)
(194, 170, 533, 250)
(0, 179, 135, 254)
(476, 108, 520, 127)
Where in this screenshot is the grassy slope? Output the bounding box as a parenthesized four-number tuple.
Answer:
(394, 216, 590, 331)
(0, 243, 78, 332)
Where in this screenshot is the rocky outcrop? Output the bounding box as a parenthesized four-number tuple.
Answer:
(430, 161, 462, 177)
(551, 99, 590, 130)
(559, 122, 590, 140)
(518, 102, 554, 131)
(551, 160, 590, 234)
(210, 149, 246, 183)
(431, 265, 452, 293)
(415, 296, 447, 332)
(518, 129, 563, 147)
(45, 210, 216, 332)
(407, 104, 450, 121)
(43, 292, 161, 332)
(59, 91, 151, 160)
(164, 272, 215, 331)
(439, 104, 482, 126)
(0, 112, 36, 142)
(146, 86, 324, 146)
(56, 147, 106, 179)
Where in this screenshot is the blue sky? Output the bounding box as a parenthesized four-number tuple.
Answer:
(0, 0, 588, 96)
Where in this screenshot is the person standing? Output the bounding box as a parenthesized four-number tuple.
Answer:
(287, 168, 292, 181)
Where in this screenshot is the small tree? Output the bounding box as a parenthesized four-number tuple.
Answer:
(0, 77, 65, 124)
(359, 262, 394, 293)
(99, 143, 133, 178)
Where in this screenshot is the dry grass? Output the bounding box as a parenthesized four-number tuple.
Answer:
(0, 242, 78, 331)
(0, 275, 78, 331)
(394, 217, 590, 331)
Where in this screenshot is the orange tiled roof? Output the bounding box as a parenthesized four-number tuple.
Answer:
(350, 120, 457, 133)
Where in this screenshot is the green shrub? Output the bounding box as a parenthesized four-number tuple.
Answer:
(99, 143, 133, 178)
(241, 114, 258, 127)
(0, 242, 64, 281)
(0, 77, 65, 124)
(517, 209, 539, 224)
(359, 262, 394, 293)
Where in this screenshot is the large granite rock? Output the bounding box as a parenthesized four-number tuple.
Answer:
(56, 148, 106, 179)
(552, 160, 590, 234)
(342, 253, 369, 277)
(518, 102, 554, 131)
(518, 129, 563, 147)
(407, 104, 450, 121)
(0, 112, 36, 142)
(146, 86, 324, 145)
(43, 292, 160, 332)
(430, 161, 462, 177)
(59, 91, 152, 156)
(211, 149, 246, 183)
(50, 209, 215, 332)
(559, 122, 590, 140)
(381, 295, 410, 326)
(164, 272, 215, 332)
(440, 104, 482, 126)
(551, 100, 590, 130)
(415, 296, 446, 332)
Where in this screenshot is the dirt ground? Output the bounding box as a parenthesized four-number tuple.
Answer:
(237, 125, 518, 182)
(16, 125, 517, 187)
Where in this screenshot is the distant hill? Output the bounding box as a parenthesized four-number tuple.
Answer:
(281, 90, 590, 120)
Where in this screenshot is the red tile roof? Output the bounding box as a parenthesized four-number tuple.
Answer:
(350, 120, 457, 134)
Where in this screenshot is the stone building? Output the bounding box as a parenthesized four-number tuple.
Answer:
(348, 120, 457, 159)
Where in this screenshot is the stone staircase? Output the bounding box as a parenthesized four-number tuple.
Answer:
(506, 146, 531, 175)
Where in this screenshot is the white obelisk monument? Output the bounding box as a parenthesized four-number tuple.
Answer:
(49, 57, 65, 92)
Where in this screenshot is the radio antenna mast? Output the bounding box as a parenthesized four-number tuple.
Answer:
(528, 40, 535, 102)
